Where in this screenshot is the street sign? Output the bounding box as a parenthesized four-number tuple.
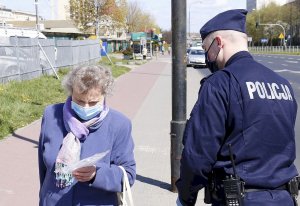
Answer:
(260, 38, 268, 43)
(279, 33, 284, 39)
(131, 32, 146, 41)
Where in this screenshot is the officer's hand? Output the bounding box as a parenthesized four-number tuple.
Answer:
(72, 165, 96, 182)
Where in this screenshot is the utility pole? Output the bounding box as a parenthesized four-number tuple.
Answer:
(170, 0, 187, 192)
(35, 0, 39, 32)
(50, 0, 55, 20)
(35, 0, 59, 79)
(94, 0, 99, 38)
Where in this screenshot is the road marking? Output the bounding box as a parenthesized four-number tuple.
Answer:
(285, 60, 299, 64)
(281, 64, 288, 66)
(268, 62, 273, 64)
(288, 57, 294, 60)
(257, 59, 262, 61)
(268, 56, 272, 58)
(274, 69, 300, 74)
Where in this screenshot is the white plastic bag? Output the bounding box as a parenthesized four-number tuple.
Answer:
(118, 166, 134, 206)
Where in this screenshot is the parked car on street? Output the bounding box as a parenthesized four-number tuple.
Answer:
(186, 48, 191, 56)
(187, 47, 206, 68)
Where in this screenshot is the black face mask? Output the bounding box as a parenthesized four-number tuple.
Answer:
(205, 52, 219, 73)
(205, 38, 220, 73)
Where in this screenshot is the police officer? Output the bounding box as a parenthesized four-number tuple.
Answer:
(176, 9, 298, 206)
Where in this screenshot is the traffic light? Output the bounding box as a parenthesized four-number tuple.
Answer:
(255, 22, 259, 29)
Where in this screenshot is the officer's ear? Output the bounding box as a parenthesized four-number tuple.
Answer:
(215, 36, 223, 48)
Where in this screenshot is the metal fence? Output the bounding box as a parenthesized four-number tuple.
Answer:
(0, 37, 101, 83)
(249, 46, 300, 53)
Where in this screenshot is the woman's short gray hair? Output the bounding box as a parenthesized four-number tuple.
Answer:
(62, 65, 114, 96)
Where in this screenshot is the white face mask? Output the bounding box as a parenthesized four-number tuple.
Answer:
(71, 101, 104, 120)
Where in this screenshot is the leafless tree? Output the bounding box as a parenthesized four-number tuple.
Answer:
(126, 1, 142, 32)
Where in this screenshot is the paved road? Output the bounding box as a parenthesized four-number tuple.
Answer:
(253, 54, 300, 71)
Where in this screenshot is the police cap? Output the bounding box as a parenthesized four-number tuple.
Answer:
(200, 9, 248, 41)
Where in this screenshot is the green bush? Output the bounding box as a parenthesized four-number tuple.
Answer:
(122, 47, 133, 56)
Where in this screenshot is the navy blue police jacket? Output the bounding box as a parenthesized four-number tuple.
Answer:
(176, 51, 298, 205)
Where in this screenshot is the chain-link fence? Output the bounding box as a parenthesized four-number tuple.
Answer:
(0, 37, 101, 83)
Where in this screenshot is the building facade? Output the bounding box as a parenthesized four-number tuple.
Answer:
(50, 0, 70, 20)
(0, 4, 40, 22)
(98, 15, 129, 53)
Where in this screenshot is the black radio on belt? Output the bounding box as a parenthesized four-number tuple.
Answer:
(287, 176, 300, 206)
(223, 144, 245, 206)
(288, 177, 299, 196)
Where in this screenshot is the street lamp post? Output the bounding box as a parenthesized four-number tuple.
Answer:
(171, 0, 186, 193)
(259, 23, 287, 49)
(252, 8, 261, 25)
(34, 0, 39, 33)
(34, 0, 59, 79)
(253, 9, 287, 49)
(94, 0, 99, 38)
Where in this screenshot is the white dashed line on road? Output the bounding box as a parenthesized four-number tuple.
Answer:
(281, 64, 288, 66)
(268, 62, 273, 64)
(274, 69, 300, 74)
(285, 60, 299, 64)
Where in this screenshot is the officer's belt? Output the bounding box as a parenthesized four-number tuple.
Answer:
(244, 184, 288, 193)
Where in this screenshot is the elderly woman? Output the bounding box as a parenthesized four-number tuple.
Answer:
(38, 65, 136, 206)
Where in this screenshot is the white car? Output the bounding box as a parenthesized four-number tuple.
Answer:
(187, 47, 206, 68)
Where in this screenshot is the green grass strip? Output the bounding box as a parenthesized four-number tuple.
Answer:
(0, 61, 130, 140)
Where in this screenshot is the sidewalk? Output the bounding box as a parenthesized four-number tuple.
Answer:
(124, 56, 207, 205)
(0, 54, 208, 205)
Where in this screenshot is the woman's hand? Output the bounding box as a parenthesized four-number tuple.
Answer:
(72, 165, 96, 182)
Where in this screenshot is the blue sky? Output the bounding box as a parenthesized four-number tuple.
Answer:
(1, 0, 246, 32)
(0, 0, 51, 17)
(134, 0, 246, 32)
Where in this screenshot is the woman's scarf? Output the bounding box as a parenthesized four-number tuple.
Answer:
(54, 96, 109, 188)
